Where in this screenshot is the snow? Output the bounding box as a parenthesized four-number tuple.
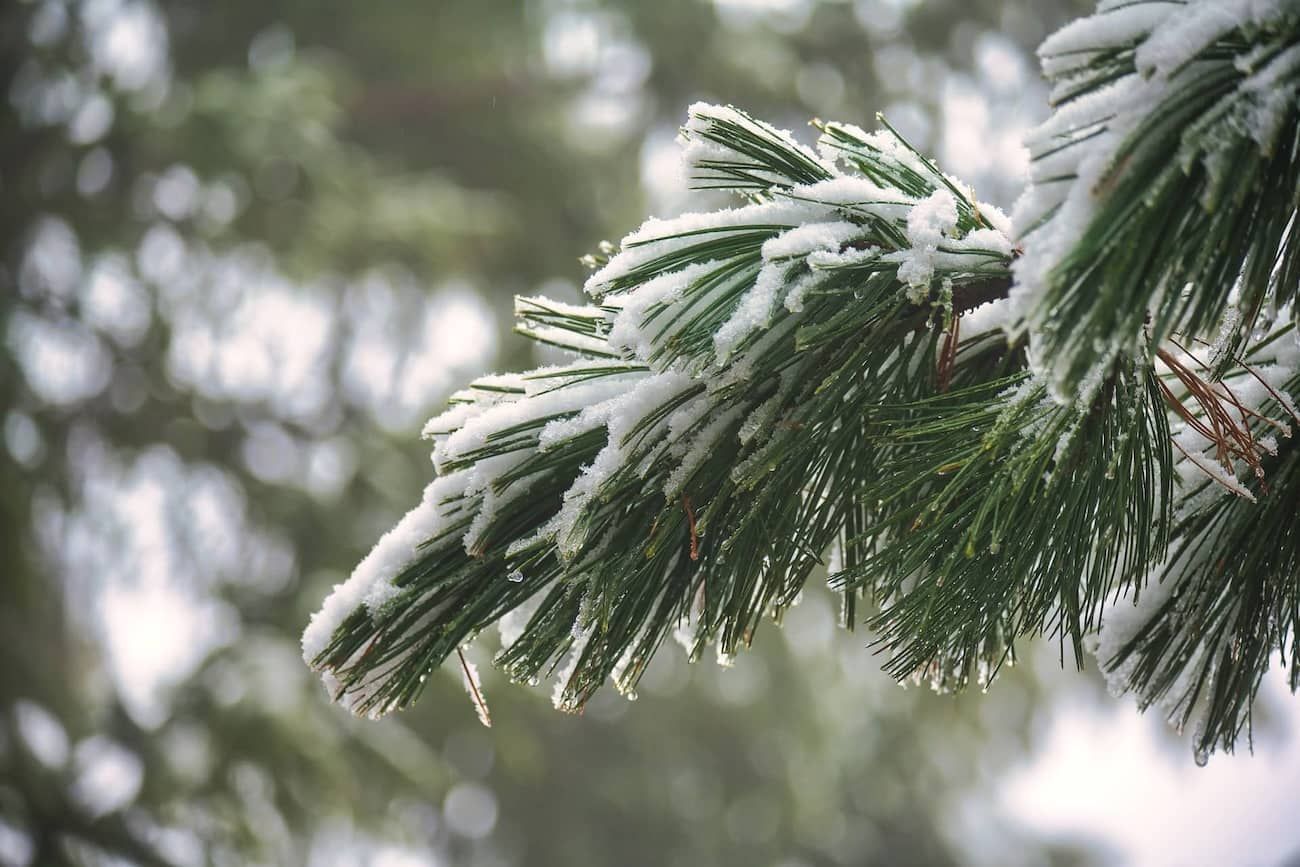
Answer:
(1037, 4, 1170, 79)
(1087, 571, 1181, 697)
(497, 590, 544, 650)
(304, 361, 655, 691)
(1082, 318, 1300, 744)
(901, 192, 1011, 303)
(1087, 543, 1218, 743)
(1136, 4, 1239, 78)
(317, 642, 421, 721)
(779, 270, 826, 315)
(584, 198, 826, 297)
(1011, 81, 1145, 390)
(1009, 71, 1144, 338)
(548, 371, 696, 557)
(435, 365, 639, 472)
(713, 233, 844, 361)
(792, 175, 912, 213)
(664, 391, 718, 455)
(960, 297, 1013, 337)
(816, 120, 936, 181)
(1161, 318, 1299, 504)
(709, 256, 794, 359)
(551, 596, 594, 711)
(514, 294, 605, 321)
(515, 296, 616, 357)
(597, 162, 1008, 367)
(301, 484, 447, 664)
(975, 201, 1013, 239)
(760, 220, 863, 261)
(680, 101, 835, 188)
(516, 324, 614, 357)
(664, 406, 744, 496)
(894, 189, 959, 300)
(1171, 440, 1258, 502)
(422, 373, 526, 439)
(1137, 1, 1298, 79)
(606, 261, 720, 358)
(1239, 43, 1300, 150)
(534, 368, 668, 452)
(804, 244, 881, 272)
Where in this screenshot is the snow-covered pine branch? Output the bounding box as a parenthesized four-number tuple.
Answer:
(305, 1, 1300, 761)
(1011, 0, 1300, 398)
(1091, 317, 1300, 761)
(1003, 0, 1300, 758)
(303, 105, 1017, 718)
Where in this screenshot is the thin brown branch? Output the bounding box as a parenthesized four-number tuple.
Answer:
(456, 647, 493, 728)
(1157, 347, 1270, 490)
(936, 310, 961, 392)
(682, 494, 700, 562)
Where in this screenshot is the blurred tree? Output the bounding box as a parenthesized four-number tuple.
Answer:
(1, 0, 1094, 865)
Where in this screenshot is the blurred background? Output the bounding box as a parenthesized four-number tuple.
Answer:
(4, 0, 1300, 865)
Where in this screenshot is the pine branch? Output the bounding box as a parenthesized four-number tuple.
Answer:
(1012, 1, 1300, 397)
(1091, 323, 1300, 761)
(302, 3, 1300, 763)
(303, 104, 1019, 717)
(836, 356, 1173, 691)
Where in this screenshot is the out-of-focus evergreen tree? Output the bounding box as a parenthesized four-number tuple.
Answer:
(0, 0, 1096, 864)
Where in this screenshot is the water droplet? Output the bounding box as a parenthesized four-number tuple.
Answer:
(625, 690, 638, 702)
(1193, 745, 1210, 767)
(507, 570, 524, 583)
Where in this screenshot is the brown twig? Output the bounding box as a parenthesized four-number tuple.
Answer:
(936, 310, 961, 392)
(682, 495, 700, 562)
(456, 648, 493, 728)
(1178, 334, 1300, 427)
(1157, 347, 1269, 492)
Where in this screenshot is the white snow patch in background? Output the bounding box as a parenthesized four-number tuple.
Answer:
(13, 701, 69, 769)
(960, 298, 1012, 336)
(1001, 665, 1300, 867)
(102, 580, 240, 727)
(36, 443, 271, 728)
(71, 735, 144, 817)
